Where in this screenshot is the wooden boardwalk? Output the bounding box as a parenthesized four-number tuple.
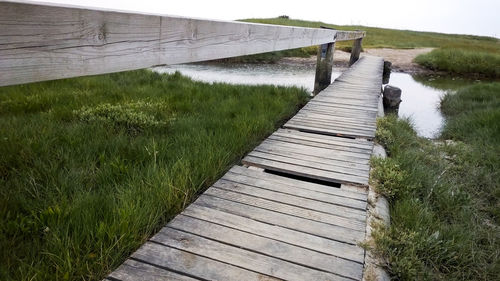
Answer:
(107, 56, 384, 281)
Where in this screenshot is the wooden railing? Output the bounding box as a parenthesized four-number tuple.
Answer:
(0, 0, 365, 90)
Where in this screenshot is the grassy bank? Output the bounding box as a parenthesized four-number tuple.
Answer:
(415, 48, 500, 78)
(370, 83, 500, 279)
(0, 70, 309, 280)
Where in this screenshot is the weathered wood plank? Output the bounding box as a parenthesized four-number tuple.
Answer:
(242, 155, 369, 185)
(168, 215, 364, 280)
(290, 116, 376, 131)
(107, 259, 197, 281)
(229, 165, 368, 198)
(195, 194, 365, 243)
(0, 1, 363, 86)
(246, 150, 370, 181)
(131, 242, 277, 280)
(310, 99, 380, 109)
(336, 30, 366, 41)
(255, 141, 371, 163)
(249, 149, 370, 174)
(268, 135, 372, 154)
(284, 122, 376, 139)
(274, 129, 373, 148)
(216, 179, 366, 215)
(289, 116, 377, 132)
(207, 186, 366, 230)
(151, 227, 351, 281)
(302, 105, 379, 117)
(306, 102, 380, 112)
(218, 174, 367, 210)
(294, 111, 378, 124)
(183, 204, 365, 262)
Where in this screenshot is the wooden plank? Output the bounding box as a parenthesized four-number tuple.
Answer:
(249, 148, 370, 173)
(294, 110, 376, 122)
(168, 215, 364, 280)
(307, 101, 380, 112)
(268, 135, 373, 154)
(131, 242, 277, 280)
(336, 30, 366, 41)
(290, 115, 376, 129)
(311, 99, 380, 109)
(195, 194, 365, 244)
(108, 259, 197, 281)
(183, 204, 365, 262)
(288, 119, 376, 135)
(218, 175, 367, 210)
(293, 110, 376, 122)
(283, 122, 375, 139)
(207, 186, 366, 231)
(151, 227, 351, 281)
(0, 1, 366, 86)
(256, 139, 371, 162)
(284, 121, 376, 139)
(286, 118, 376, 133)
(294, 111, 378, 123)
(245, 150, 369, 181)
(274, 129, 373, 149)
(289, 116, 376, 131)
(303, 104, 379, 116)
(242, 155, 369, 185)
(229, 165, 368, 198)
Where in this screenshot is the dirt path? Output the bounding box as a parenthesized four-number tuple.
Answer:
(364, 48, 434, 73)
(279, 48, 434, 74)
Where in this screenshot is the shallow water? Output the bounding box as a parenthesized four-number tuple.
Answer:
(154, 63, 342, 92)
(154, 63, 470, 138)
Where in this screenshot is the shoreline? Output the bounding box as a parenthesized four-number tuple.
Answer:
(278, 48, 435, 75)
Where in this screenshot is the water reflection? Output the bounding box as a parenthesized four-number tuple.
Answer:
(154, 63, 341, 93)
(153, 63, 468, 139)
(387, 73, 449, 138)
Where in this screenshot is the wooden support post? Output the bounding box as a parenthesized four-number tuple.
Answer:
(382, 61, 392, 84)
(349, 38, 363, 66)
(313, 42, 335, 95)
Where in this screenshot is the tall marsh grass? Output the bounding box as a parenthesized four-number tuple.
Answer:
(0, 70, 309, 280)
(415, 49, 500, 78)
(370, 83, 500, 280)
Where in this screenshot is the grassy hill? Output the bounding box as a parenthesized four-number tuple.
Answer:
(242, 17, 499, 51)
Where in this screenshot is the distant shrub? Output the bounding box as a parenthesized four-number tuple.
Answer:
(415, 48, 500, 78)
(278, 15, 289, 19)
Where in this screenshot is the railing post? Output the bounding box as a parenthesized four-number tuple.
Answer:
(313, 41, 335, 95)
(349, 37, 363, 66)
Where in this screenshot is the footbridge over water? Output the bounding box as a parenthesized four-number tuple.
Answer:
(1, 1, 386, 280)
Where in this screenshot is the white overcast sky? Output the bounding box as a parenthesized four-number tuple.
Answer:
(30, 0, 500, 37)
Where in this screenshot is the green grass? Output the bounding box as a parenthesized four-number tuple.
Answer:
(369, 83, 500, 280)
(0, 70, 309, 280)
(415, 48, 500, 78)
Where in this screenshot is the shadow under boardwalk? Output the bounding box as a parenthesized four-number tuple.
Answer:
(107, 56, 384, 281)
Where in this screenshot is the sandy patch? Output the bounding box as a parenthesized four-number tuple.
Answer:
(278, 48, 434, 74)
(364, 48, 434, 73)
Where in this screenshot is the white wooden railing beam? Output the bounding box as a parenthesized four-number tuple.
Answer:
(0, 1, 365, 86)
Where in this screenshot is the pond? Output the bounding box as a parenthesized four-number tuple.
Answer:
(154, 63, 471, 138)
